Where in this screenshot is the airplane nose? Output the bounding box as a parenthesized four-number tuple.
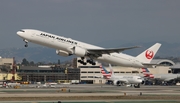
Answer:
(17, 30, 25, 37)
(17, 31, 21, 36)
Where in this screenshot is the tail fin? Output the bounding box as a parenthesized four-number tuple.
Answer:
(136, 43, 161, 63)
(141, 68, 154, 78)
(142, 68, 150, 73)
(100, 65, 111, 79)
(142, 68, 150, 77)
(100, 65, 109, 75)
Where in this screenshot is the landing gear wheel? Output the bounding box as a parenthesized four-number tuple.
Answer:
(23, 39, 28, 47)
(25, 44, 28, 47)
(134, 83, 140, 88)
(92, 62, 96, 65)
(78, 57, 96, 65)
(87, 59, 96, 65)
(78, 60, 81, 63)
(83, 62, 87, 65)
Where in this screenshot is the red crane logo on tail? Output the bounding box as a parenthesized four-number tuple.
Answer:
(145, 50, 154, 59)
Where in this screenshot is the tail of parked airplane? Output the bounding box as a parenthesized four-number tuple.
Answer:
(136, 43, 161, 64)
(142, 68, 150, 77)
(141, 68, 154, 78)
(100, 64, 112, 79)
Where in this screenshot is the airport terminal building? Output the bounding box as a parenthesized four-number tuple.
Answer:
(16, 66, 80, 84)
(0, 57, 17, 81)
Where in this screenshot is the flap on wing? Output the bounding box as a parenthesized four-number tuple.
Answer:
(87, 46, 140, 56)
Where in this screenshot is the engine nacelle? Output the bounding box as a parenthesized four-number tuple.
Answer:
(152, 65, 157, 68)
(113, 80, 121, 86)
(74, 47, 87, 57)
(56, 50, 72, 57)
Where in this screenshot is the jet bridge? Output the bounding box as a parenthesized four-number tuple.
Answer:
(170, 63, 180, 74)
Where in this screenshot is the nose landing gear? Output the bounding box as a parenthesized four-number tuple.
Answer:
(23, 39, 28, 47)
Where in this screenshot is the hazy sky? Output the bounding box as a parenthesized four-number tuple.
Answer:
(1, 0, 180, 49)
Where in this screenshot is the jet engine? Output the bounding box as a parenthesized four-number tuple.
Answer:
(74, 47, 87, 57)
(56, 50, 72, 57)
(141, 80, 145, 84)
(113, 80, 122, 86)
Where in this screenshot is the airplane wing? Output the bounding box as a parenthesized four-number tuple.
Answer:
(164, 78, 176, 81)
(87, 46, 140, 57)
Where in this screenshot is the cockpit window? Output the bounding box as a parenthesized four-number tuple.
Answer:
(20, 30, 25, 32)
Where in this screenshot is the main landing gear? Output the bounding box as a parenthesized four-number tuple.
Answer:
(23, 39, 28, 47)
(87, 59, 96, 65)
(78, 57, 96, 65)
(134, 83, 140, 88)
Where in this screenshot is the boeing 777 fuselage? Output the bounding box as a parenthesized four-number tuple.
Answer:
(17, 29, 161, 68)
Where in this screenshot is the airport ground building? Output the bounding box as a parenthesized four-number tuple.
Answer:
(0, 57, 18, 81)
(0, 57, 179, 84)
(16, 66, 80, 84)
(170, 63, 180, 74)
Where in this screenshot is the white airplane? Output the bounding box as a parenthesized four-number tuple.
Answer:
(142, 68, 180, 82)
(100, 64, 144, 88)
(17, 29, 161, 67)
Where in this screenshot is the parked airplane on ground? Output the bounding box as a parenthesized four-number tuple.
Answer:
(100, 64, 144, 88)
(17, 29, 161, 67)
(142, 68, 180, 82)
